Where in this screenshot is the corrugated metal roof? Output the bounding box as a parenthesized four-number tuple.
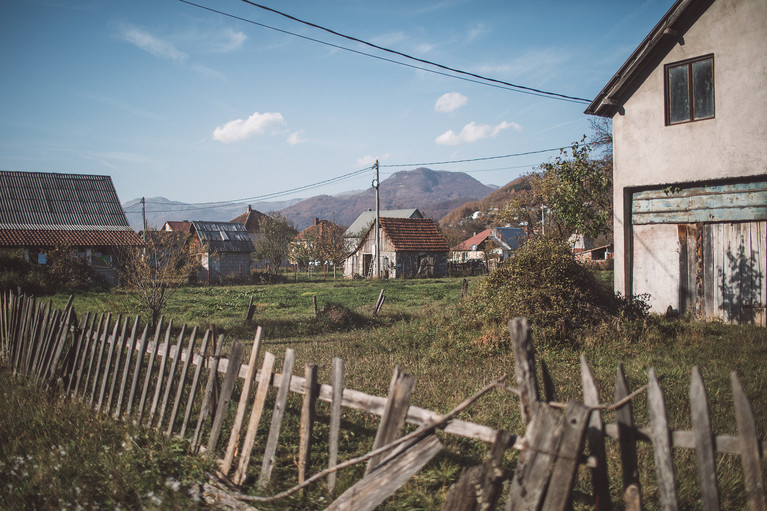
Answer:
(0, 171, 134, 231)
(190, 221, 255, 253)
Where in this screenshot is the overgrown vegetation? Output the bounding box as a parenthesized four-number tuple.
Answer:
(0, 247, 105, 296)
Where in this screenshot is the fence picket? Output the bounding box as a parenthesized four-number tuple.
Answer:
(191, 333, 224, 452)
(615, 363, 641, 510)
(731, 372, 767, 511)
(327, 356, 345, 494)
(180, 329, 211, 439)
(84, 314, 105, 404)
(366, 366, 415, 475)
(298, 363, 318, 485)
(259, 348, 295, 487)
(167, 326, 199, 437)
(509, 318, 539, 425)
(581, 355, 611, 510)
(105, 316, 130, 414)
(114, 316, 140, 420)
(648, 368, 679, 511)
(71, 313, 95, 397)
(89, 313, 111, 408)
(126, 324, 150, 418)
(157, 324, 186, 431)
(148, 321, 174, 426)
(690, 366, 720, 511)
(207, 340, 245, 453)
(66, 313, 90, 395)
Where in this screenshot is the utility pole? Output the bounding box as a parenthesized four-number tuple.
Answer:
(141, 197, 147, 242)
(372, 160, 380, 278)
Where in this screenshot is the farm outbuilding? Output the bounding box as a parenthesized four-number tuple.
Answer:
(188, 221, 254, 283)
(586, 0, 766, 325)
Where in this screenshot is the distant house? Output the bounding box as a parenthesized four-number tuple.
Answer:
(230, 205, 266, 243)
(161, 221, 192, 234)
(344, 209, 423, 252)
(187, 221, 254, 283)
(451, 227, 526, 270)
(586, 0, 766, 324)
(0, 170, 141, 285)
(344, 217, 449, 279)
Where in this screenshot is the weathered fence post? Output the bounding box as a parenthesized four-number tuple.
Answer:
(615, 363, 641, 510)
(207, 340, 245, 453)
(259, 348, 296, 487)
(365, 366, 415, 474)
(648, 367, 679, 511)
(509, 317, 539, 426)
(581, 354, 611, 510)
(327, 356, 345, 494)
(689, 366, 720, 511)
(298, 363, 319, 485)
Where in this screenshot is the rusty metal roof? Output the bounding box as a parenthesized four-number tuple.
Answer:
(190, 221, 255, 253)
(0, 171, 134, 232)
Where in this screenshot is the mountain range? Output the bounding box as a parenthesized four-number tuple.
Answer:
(123, 168, 496, 232)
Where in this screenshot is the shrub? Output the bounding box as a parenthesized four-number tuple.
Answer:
(463, 237, 647, 344)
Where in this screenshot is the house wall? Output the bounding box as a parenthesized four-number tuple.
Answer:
(198, 252, 251, 283)
(611, 0, 767, 315)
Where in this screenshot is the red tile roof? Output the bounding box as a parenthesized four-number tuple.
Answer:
(452, 229, 492, 251)
(230, 206, 265, 233)
(163, 221, 192, 234)
(378, 217, 449, 252)
(0, 229, 143, 247)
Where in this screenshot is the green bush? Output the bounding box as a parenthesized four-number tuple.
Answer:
(0, 248, 105, 296)
(463, 237, 647, 344)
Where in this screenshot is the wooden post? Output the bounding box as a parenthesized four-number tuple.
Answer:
(246, 295, 255, 322)
(328, 357, 345, 494)
(731, 372, 767, 511)
(366, 366, 415, 475)
(689, 366, 720, 511)
(509, 318, 539, 425)
(233, 351, 276, 486)
(581, 354, 611, 510)
(615, 364, 641, 511)
(222, 328, 263, 475)
(298, 364, 318, 485)
(259, 349, 295, 487)
(373, 288, 385, 316)
(313, 295, 318, 317)
(647, 368, 679, 511)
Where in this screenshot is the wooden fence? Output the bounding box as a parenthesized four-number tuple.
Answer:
(1, 289, 766, 510)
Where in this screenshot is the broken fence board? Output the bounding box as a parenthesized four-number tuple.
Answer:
(259, 348, 295, 488)
(366, 366, 415, 475)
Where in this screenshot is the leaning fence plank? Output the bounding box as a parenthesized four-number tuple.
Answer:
(66, 313, 90, 395)
(84, 314, 105, 404)
(259, 348, 296, 488)
(89, 314, 111, 408)
(326, 434, 443, 511)
(157, 324, 186, 431)
(72, 313, 95, 398)
(542, 401, 592, 511)
(105, 316, 130, 414)
(509, 317, 539, 425)
(167, 326, 199, 437)
(731, 372, 767, 511)
(125, 324, 150, 418)
(114, 316, 140, 420)
(180, 329, 211, 439)
(97, 316, 121, 413)
(615, 363, 641, 511)
(581, 355, 611, 510)
(648, 368, 679, 511)
(191, 333, 224, 452)
(207, 340, 245, 453)
(222, 327, 263, 475)
(148, 321, 174, 426)
(327, 356, 345, 494)
(690, 366, 720, 511)
(366, 366, 416, 475)
(136, 318, 164, 424)
(298, 363, 318, 485)
(233, 351, 276, 486)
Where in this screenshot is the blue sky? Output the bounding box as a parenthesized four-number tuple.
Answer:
(1, 0, 674, 207)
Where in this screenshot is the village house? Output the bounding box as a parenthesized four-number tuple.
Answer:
(344, 217, 449, 279)
(344, 208, 423, 252)
(586, 0, 766, 324)
(230, 205, 266, 245)
(451, 227, 527, 271)
(0, 170, 142, 285)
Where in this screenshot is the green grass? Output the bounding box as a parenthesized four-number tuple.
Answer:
(11, 276, 767, 509)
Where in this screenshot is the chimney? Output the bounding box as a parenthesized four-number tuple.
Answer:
(314, 218, 319, 226)
(247, 205, 252, 212)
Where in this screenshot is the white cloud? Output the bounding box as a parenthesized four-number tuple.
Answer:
(287, 130, 306, 146)
(212, 112, 286, 143)
(435, 121, 522, 146)
(210, 27, 247, 53)
(434, 92, 468, 113)
(117, 24, 187, 62)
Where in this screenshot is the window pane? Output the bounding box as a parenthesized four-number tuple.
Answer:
(693, 58, 714, 119)
(668, 64, 690, 123)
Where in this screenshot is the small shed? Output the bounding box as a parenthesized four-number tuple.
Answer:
(344, 217, 449, 279)
(189, 221, 254, 283)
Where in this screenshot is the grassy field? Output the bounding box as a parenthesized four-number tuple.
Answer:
(4, 274, 767, 509)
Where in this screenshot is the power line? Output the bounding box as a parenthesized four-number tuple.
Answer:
(379, 146, 567, 168)
(178, 0, 590, 104)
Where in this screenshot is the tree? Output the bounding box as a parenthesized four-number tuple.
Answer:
(253, 213, 297, 273)
(315, 221, 346, 279)
(119, 231, 200, 327)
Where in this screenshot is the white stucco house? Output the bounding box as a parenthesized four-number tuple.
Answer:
(586, 0, 766, 325)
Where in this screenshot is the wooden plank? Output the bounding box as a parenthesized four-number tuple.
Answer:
(167, 326, 199, 437)
(690, 366, 720, 511)
(90, 313, 111, 408)
(542, 401, 592, 511)
(298, 363, 318, 485)
(114, 316, 140, 419)
(180, 329, 211, 439)
(136, 318, 164, 424)
(148, 320, 174, 426)
(65, 313, 89, 394)
(442, 429, 512, 511)
(207, 340, 245, 453)
(648, 367, 679, 511)
(259, 348, 295, 488)
(222, 327, 263, 475)
(97, 315, 122, 413)
(327, 356, 344, 494)
(509, 317, 539, 425)
(366, 366, 415, 475)
(245, 295, 255, 322)
(191, 333, 224, 452)
(326, 434, 443, 511)
(581, 355, 611, 510)
(125, 324, 150, 417)
(83, 314, 105, 403)
(731, 372, 767, 511)
(71, 313, 95, 398)
(505, 404, 564, 510)
(105, 316, 130, 414)
(615, 363, 641, 511)
(233, 351, 276, 486)
(157, 324, 186, 431)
